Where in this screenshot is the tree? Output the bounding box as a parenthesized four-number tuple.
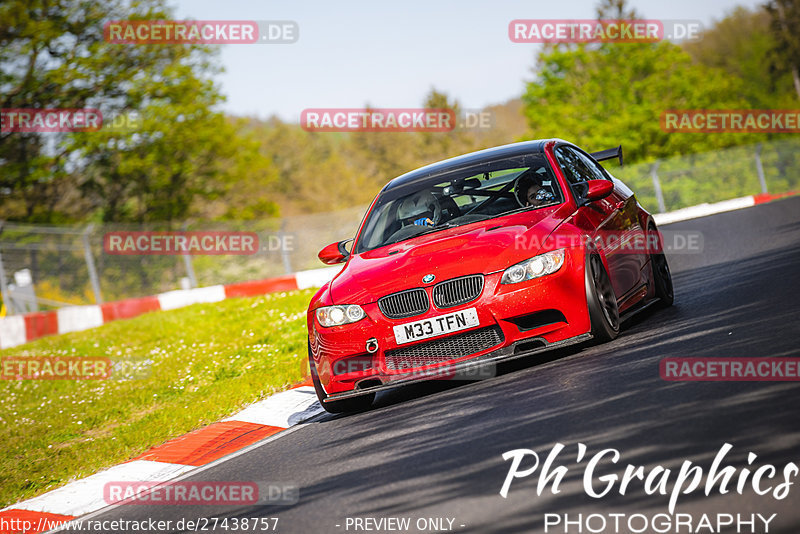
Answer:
(418, 88, 471, 159)
(521, 37, 757, 162)
(684, 7, 783, 108)
(765, 0, 800, 101)
(595, 0, 640, 19)
(245, 117, 376, 215)
(0, 0, 276, 224)
(74, 70, 276, 224)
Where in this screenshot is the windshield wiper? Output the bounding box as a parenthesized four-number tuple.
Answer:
(380, 222, 458, 248)
(414, 222, 458, 236)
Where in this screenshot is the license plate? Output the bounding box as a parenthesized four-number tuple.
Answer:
(393, 308, 480, 345)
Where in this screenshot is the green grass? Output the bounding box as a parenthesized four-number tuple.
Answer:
(0, 288, 316, 508)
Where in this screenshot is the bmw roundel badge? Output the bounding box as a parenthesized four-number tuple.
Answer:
(422, 274, 435, 284)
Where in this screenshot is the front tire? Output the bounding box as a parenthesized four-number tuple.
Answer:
(308, 345, 374, 414)
(585, 253, 620, 342)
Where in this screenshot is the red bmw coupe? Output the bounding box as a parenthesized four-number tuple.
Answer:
(307, 139, 673, 412)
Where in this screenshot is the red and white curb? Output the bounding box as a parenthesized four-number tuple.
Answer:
(0, 266, 342, 350)
(0, 380, 324, 533)
(651, 191, 797, 226)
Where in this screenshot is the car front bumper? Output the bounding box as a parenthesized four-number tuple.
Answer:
(308, 246, 592, 399)
(320, 331, 593, 402)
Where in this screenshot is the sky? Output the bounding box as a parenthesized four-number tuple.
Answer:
(170, 0, 764, 122)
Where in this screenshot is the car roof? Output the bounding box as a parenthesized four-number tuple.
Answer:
(382, 139, 556, 192)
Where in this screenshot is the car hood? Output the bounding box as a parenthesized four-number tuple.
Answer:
(329, 204, 571, 304)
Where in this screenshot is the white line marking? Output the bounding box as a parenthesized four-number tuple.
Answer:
(225, 386, 325, 427)
(6, 460, 193, 517)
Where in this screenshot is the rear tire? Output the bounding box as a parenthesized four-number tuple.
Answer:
(308, 344, 374, 414)
(648, 224, 674, 307)
(585, 254, 620, 342)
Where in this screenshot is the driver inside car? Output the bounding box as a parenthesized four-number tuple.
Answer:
(516, 174, 555, 208)
(397, 191, 441, 227)
(525, 184, 555, 207)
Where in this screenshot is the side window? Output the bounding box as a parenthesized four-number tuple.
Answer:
(554, 146, 589, 185)
(574, 148, 610, 182)
(554, 146, 610, 189)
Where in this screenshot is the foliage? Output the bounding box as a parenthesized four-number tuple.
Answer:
(522, 41, 756, 163)
(684, 6, 782, 107)
(521, 0, 800, 166)
(764, 0, 800, 101)
(3, 0, 799, 223)
(0, 0, 277, 224)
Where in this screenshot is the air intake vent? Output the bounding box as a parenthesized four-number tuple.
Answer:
(385, 326, 503, 370)
(378, 288, 429, 319)
(432, 275, 484, 309)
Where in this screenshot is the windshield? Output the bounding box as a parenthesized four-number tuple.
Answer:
(355, 154, 562, 253)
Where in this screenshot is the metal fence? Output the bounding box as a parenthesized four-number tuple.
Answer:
(613, 138, 800, 214)
(0, 207, 367, 313)
(1, 138, 798, 314)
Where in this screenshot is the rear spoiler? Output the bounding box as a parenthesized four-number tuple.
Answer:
(591, 145, 623, 166)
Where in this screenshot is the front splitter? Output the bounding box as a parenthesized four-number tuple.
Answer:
(322, 331, 593, 403)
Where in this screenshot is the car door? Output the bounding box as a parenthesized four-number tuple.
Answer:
(605, 172, 650, 295)
(553, 145, 639, 298)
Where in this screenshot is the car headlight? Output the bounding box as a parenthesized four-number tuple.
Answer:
(316, 304, 366, 327)
(501, 249, 565, 284)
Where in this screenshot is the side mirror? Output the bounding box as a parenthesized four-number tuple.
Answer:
(318, 240, 352, 265)
(584, 179, 614, 202)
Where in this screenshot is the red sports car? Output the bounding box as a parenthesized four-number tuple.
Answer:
(307, 139, 673, 413)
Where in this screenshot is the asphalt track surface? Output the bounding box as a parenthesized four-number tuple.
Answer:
(62, 197, 800, 534)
